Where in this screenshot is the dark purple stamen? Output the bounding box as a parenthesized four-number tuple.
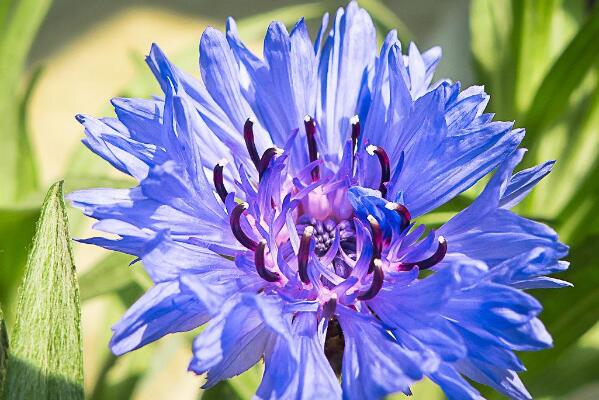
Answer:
(358, 258, 384, 301)
(244, 118, 261, 171)
(367, 145, 391, 198)
(351, 115, 360, 154)
(351, 115, 360, 171)
(385, 202, 411, 231)
(212, 160, 228, 203)
(367, 215, 383, 273)
(259, 147, 282, 180)
(400, 236, 448, 270)
(255, 240, 280, 282)
(298, 225, 314, 284)
(304, 115, 319, 182)
(322, 294, 338, 320)
(229, 202, 258, 251)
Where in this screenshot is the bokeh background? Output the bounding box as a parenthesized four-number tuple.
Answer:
(1, 0, 598, 398)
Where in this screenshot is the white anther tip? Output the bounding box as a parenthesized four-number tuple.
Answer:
(438, 236, 446, 244)
(385, 202, 398, 210)
(217, 158, 229, 167)
(304, 114, 313, 122)
(366, 144, 377, 156)
(350, 115, 360, 125)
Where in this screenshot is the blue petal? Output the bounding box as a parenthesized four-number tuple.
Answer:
(486, 248, 570, 289)
(111, 97, 164, 145)
(443, 208, 566, 267)
(347, 186, 405, 238)
(316, 1, 377, 163)
(74, 219, 162, 258)
(140, 234, 252, 283)
(110, 280, 210, 355)
(261, 20, 316, 169)
(141, 161, 225, 221)
(371, 260, 469, 364)
(75, 114, 162, 180)
(225, 18, 284, 145)
(199, 27, 272, 155)
(256, 313, 341, 400)
(255, 335, 298, 400)
(226, 18, 315, 172)
(189, 294, 295, 389)
(406, 42, 442, 99)
(313, 12, 330, 55)
(510, 276, 572, 289)
(428, 364, 481, 400)
(148, 43, 263, 170)
(445, 283, 542, 331)
(452, 324, 525, 372)
(443, 282, 552, 353)
(271, 18, 317, 120)
(440, 150, 567, 268)
(360, 31, 403, 150)
(500, 159, 555, 209)
(337, 306, 424, 400)
(392, 116, 523, 216)
(444, 84, 489, 133)
(69, 161, 238, 253)
(200, 28, 253, 129)
(455, 359, 532, 400)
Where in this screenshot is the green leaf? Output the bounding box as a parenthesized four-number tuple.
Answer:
(0, 0, 14, 29)
(0, 207, 40, 322)
(0, 304, 8, 396)
(5, 182, 84, 400)
(524, 72, 599, 219)
(201, 364, 262, 400)
(0, 0, 51, 204)
(556, 145, 599, 244)
(15, 66, 44, 203)
(511, 0, 559, 114)
(469, 0, 514, 118)
(525, 323, 599, 397)
(524, 3, 599, 133)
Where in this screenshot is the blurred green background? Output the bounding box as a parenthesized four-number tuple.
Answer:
(1, 0, 598, 398)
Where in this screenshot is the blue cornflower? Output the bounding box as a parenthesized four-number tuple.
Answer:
(69, 2, 569, 399)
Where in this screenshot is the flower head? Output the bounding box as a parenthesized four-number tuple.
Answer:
(70, 2, 568, 399)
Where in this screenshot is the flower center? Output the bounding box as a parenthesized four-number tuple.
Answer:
(296, 217, 356, 257)
(296, 216, 357, 283)
(212, 115, 448, 303)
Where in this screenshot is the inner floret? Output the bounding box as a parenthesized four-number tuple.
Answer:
(296, 216, 357, 280)
(296, 217, 356, 256)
